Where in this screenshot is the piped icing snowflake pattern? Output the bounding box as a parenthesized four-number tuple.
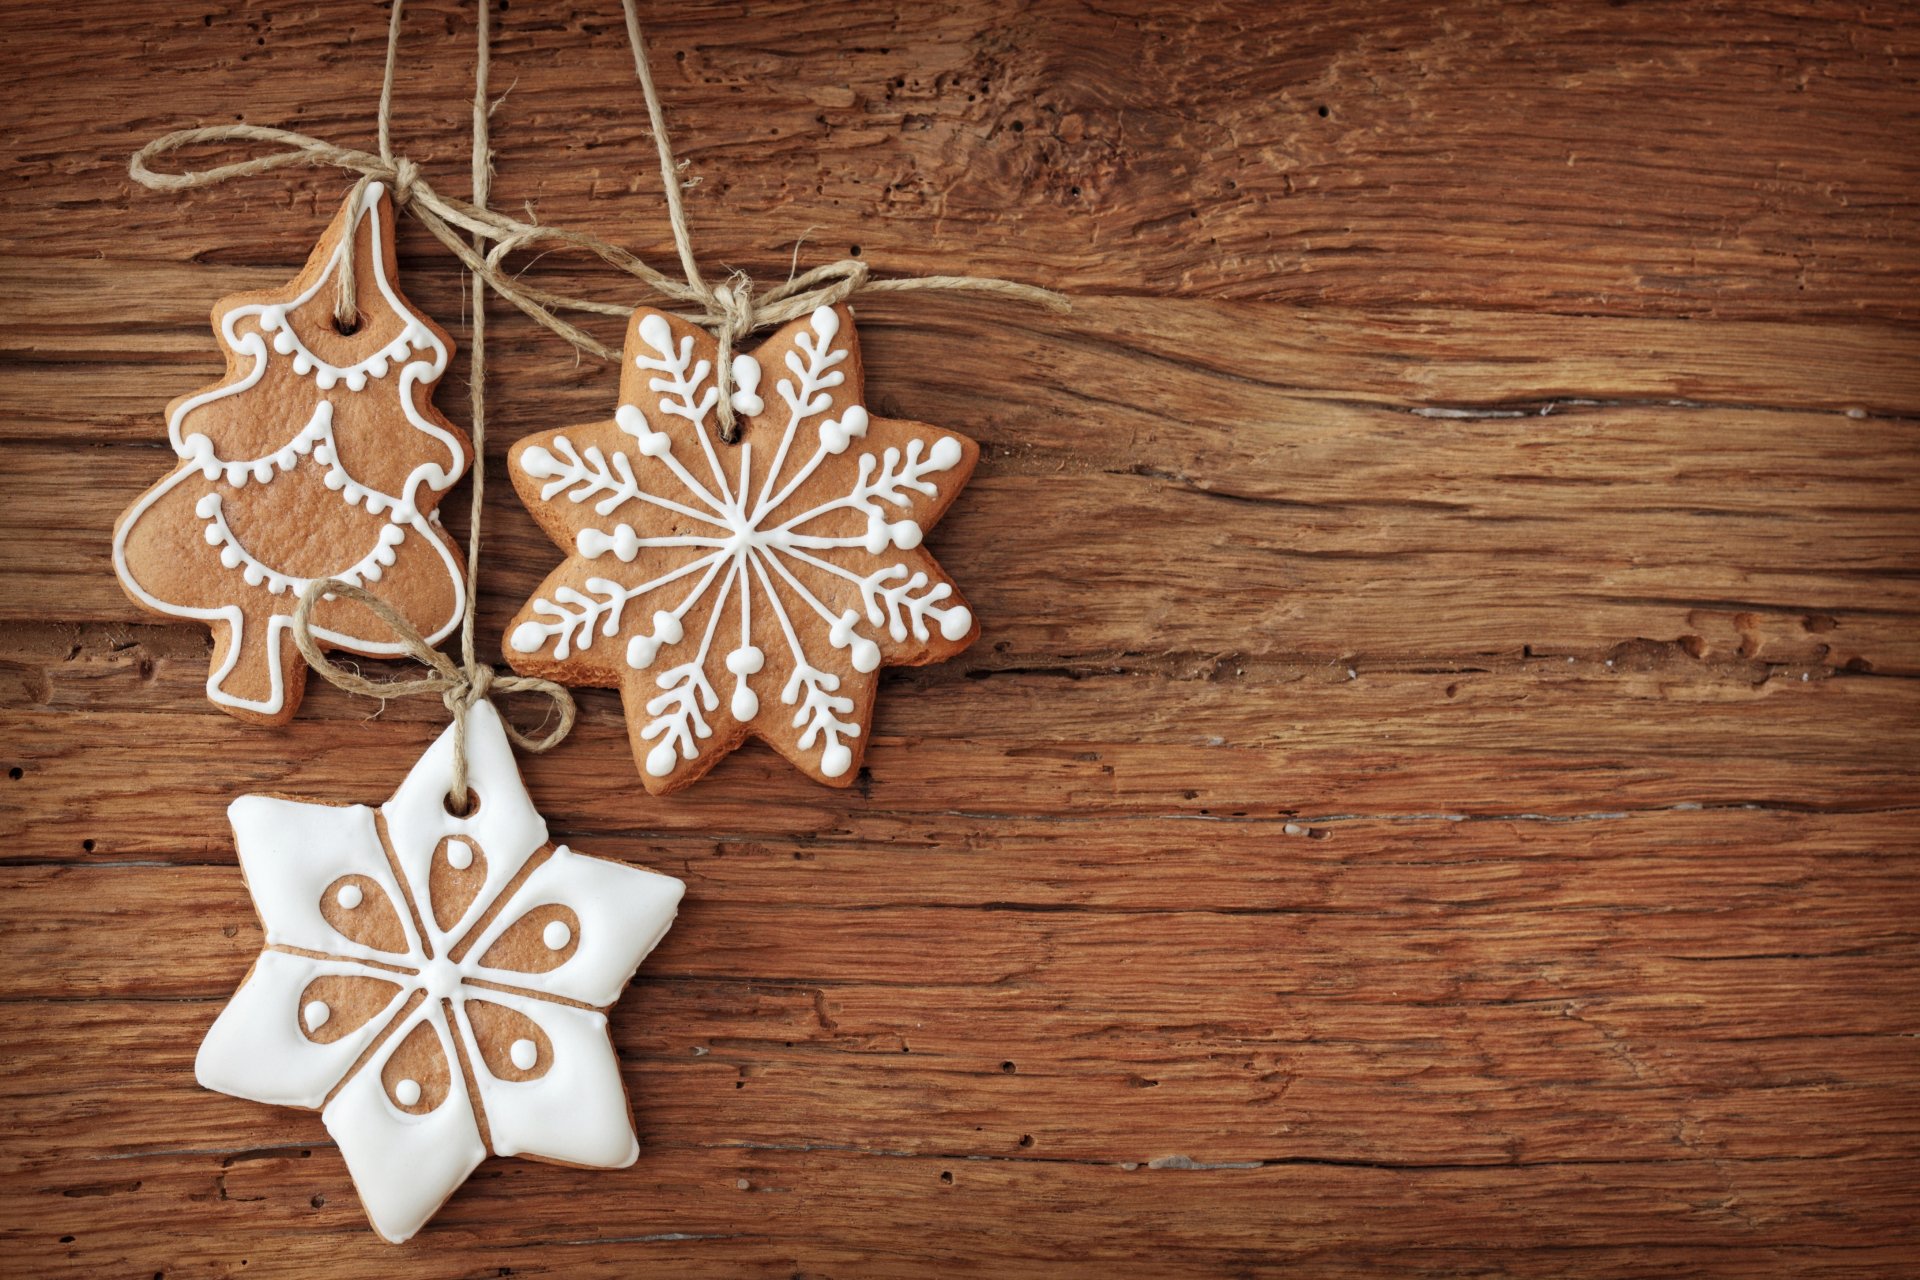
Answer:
(112, 181, 469, 723)
(504, 304, 981, 792)
(197, 703, 684, 1244)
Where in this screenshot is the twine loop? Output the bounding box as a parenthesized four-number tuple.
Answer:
(293, 580, 575, 811)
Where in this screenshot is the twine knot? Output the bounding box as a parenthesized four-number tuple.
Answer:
(444, 661, 494, 714)
(710, 275, 756, 441)
(384, 156, 421, 205)
(292, 579, 575, 812)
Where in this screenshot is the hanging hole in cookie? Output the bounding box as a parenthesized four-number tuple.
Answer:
(331, 313, 363, 337)
(443, 787, 480, 818)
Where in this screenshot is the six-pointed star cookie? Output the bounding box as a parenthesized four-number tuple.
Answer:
(504, 304, 981, 792)
(196, 702, 685, 1243)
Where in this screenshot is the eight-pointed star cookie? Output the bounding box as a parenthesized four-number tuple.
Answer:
(196, 702, 685, 1243)
(112, 181, 471, 724)
(503, 304, 980, 792)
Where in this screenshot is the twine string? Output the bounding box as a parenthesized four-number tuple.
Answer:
(293, 0, 574, 809)
(291, 580, 574, 762)
(136, 0, 1066, 789)
(330, 0, 406, 334)
(130, 4, 1069, 438)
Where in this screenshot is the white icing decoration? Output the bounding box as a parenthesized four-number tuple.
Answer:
(111, 183, 470, 717)
(337, 883, 364, 909)
(304, 1000, 331, 1031)
(163, 181, 462, 515)
(446, 841, 473, 870)
(195, 492, 407, 596)
(459, 989, 636, 1166)
(195, 703, 685, 1243)
(113, 456, 468, 717)
(542, 920, 571, 951)
(729, 353, 765, 416)
(514, 306, 972, 778)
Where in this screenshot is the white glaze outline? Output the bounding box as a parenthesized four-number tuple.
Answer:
(512, 306, 972, 779)
(166, 181, 462, 518)
(111, 461, 466, 715)
(197, 705, 685, 1243)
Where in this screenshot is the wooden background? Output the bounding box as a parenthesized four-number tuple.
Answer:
(3, 1, 1917, 1275)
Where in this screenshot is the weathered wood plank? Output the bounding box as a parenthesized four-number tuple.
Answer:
(10, 266, 1920, 425)
(6, 990, 1918, 1168)
(9, 859, 1917, 1001)
(6, 1147, 1918, 1278)
(6, 660, 1917, 855)
(5, 3, 1918, 319)
(7, 423, 1917, 669)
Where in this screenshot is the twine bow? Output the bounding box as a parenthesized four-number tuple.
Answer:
(291, 580, 575, 809)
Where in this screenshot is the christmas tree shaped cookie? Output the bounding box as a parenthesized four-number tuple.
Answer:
(504, 305, 980, 792)
(113, 182, 470, 723)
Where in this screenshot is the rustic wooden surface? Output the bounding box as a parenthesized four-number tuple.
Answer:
(3, 1, 1918, 1275)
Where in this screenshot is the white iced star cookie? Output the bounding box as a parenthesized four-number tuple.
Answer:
(196, 702, 684, 1243)
(504, 303, 981, 793)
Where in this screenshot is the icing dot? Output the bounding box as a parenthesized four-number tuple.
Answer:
(509, 1039, 538, 1071)
(446, 842, 473, 870)
(820, 743, 854, 779)
(394, 1078, 422, 1107)
(303, 1000, 330, 1031)
(336, 883, 363, 909)
(542, 920, 572, 951)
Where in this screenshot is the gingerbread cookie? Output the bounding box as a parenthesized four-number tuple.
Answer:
(503, 304, 980, 792)
(196, 701, 685, 1243)
(113, 181, 471, 724)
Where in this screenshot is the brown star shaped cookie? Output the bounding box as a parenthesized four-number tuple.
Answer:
(503, 304, 980, 792)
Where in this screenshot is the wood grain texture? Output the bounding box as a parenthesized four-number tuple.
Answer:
(2, 1, 1917, 1276)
